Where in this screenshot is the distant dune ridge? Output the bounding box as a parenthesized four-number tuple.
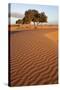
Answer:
(9, 25, 58, 86)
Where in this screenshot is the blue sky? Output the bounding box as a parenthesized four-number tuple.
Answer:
(9, 3, 58, 24)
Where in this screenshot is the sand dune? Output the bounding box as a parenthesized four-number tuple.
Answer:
(9, 28, 58, 86)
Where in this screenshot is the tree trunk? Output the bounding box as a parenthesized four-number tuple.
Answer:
(34, 22, 35, 26)
(41, 23, 42, 30)
(37, 22, 39, 26)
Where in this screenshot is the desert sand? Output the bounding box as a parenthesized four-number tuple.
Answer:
(9, 25, 58, 86)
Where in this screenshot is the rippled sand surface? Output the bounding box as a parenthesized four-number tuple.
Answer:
(9, 29, 58, 86)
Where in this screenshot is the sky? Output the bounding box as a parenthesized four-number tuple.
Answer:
(9, 3, 58, 24)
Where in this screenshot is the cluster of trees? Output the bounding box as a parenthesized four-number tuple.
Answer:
(16, 9, 48, 25)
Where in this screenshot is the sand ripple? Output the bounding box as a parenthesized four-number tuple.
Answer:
(9, 30, 58, 86)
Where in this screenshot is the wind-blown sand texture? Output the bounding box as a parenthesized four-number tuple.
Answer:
(9, 26, 58, 86)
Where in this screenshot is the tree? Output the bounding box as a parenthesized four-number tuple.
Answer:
(16, 10, 48, 26)
(22, 17, 31, 24)
(16, 19, 23, 24)
(25, 9, 39, 25)
(31, 10, 38, 26)
(24, 9, 33, 23)
(39, 12, 47, 24)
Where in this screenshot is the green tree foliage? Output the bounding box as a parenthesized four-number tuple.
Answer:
(24, 9, 38, 24)
(16, 9, 48, 25)
(39, 12, 47, 23)
(32, 10, 39, 25)
(16, 19, 23, 24)
(22, 17, 31, 24)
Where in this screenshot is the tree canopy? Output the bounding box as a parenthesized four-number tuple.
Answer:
(16, 19, 23, 24)
(16, 9, 48, 25)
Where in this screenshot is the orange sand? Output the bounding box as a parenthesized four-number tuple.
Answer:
(9, 26, 58, 86)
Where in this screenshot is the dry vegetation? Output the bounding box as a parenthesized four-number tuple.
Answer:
(9, 24, 58, 31)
